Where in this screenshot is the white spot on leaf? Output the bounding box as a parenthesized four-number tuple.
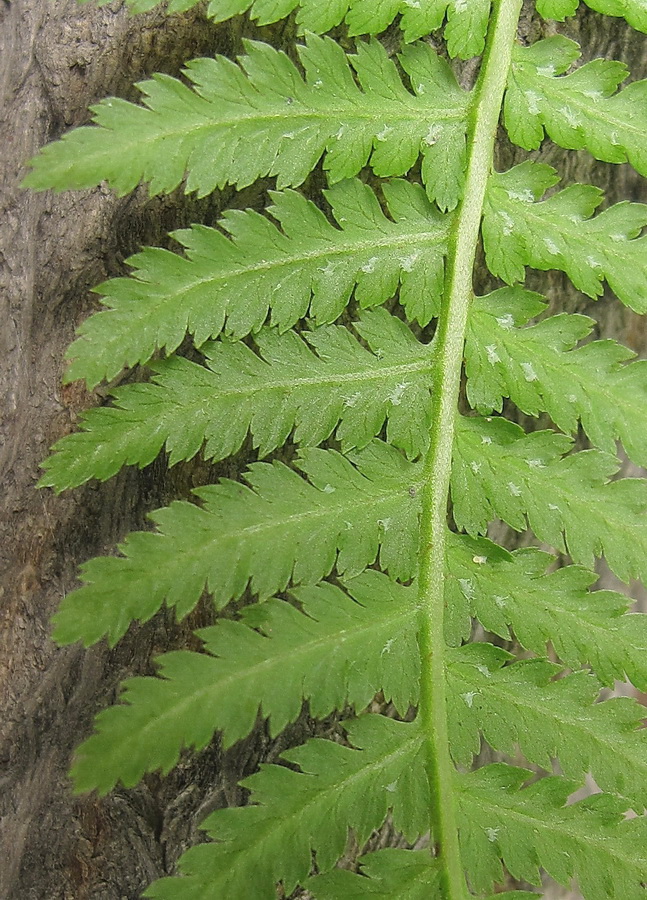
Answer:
(361, 257, 379, 274)
(499, 211, 515, 235)
(389, 382, 411, 406)
(524, 90, 542, 114)
(459, 578, 475, 600)
(486, 344, 501, 364)
(521, 362, 538, 382)
(376, 125, 393, 142)
(507, 188, 535, 203)
(424, 124, 442, 146)
(400, 251, 421, 272)
(559, 105, 580, 127)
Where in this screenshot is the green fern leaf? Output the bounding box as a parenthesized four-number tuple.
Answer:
(30, 3, 647, 896)
(483, 162, 647, 312)
(23, 37, 468, 206)
(53, 416, 647, 648)
(41, 310, 433, 490)
(143, 715, 427, 899)
(458, 764, 647, 898)
(537, 0, 647, 33)
(448, 644, 647, 810)
(507, 37, 647, 176)
(446, 533, 647, 691)
(77, 0, 491, 56)
(311, 852, 535, 900)
(432, 0, 491, 58)
(347, 0, 491, 57)
(60, 179, 446, 387)
(52, 442, 421, 646)
(308, 849, 442, 899)
(453, 415, 647, 582)
(465, 287, 647, 465)
(69, 573, 418, 792)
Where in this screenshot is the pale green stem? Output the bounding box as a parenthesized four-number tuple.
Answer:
(415, 1, 524, 897)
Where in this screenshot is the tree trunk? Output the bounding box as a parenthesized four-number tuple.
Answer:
(1, 2, 645, 897)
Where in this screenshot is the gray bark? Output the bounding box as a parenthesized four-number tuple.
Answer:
(1, 2, 646, 897)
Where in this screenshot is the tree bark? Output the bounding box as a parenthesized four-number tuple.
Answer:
(1, 2, 646, 897)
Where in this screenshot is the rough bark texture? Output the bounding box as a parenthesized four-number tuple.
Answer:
(1, 2, 646, 898)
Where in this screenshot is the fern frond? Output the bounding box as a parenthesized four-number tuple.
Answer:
(466, 287, 647, 465)
(69, 573, 418, 792)
(308, 849, 442, 899)
(311, 850, 535, 899)
(446, 533, 647, 691)
(60, 178, 446, 387)
(143, 715, 427, 900)
(54, 415, 647, 648)
(42, 311, 433, 490)
(78, 0, 492, 57)
(29, 2, 647, 896)
(448, 644, 647, 810)
(46, 281, 647, 492)
(483, 163, 647, 312)
(458, 764, 647, 899)
(52, 443, 421, 646)
(23, 37, 468, 206)
(507, 37, 647, 176)
(537, 0, 647, 33)
(454, 415, 647, 582)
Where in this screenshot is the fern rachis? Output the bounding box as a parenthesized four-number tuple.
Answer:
(25, 0, 647, 897)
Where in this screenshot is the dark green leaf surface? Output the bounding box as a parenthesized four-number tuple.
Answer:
(24, 38, 468, 206)
(466, 287, 647, 465)
(42, 310, 434, 489)
(60, 179, 447, 387)
(70, 573, 419, 791)
(483, 163, 647, 312)
(458, 764, 647, 899)
(507, 37, 647, 176)
(144, 716, 427, 899)
(446, 533, 647, 691)
(53, 443, 422, 646)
